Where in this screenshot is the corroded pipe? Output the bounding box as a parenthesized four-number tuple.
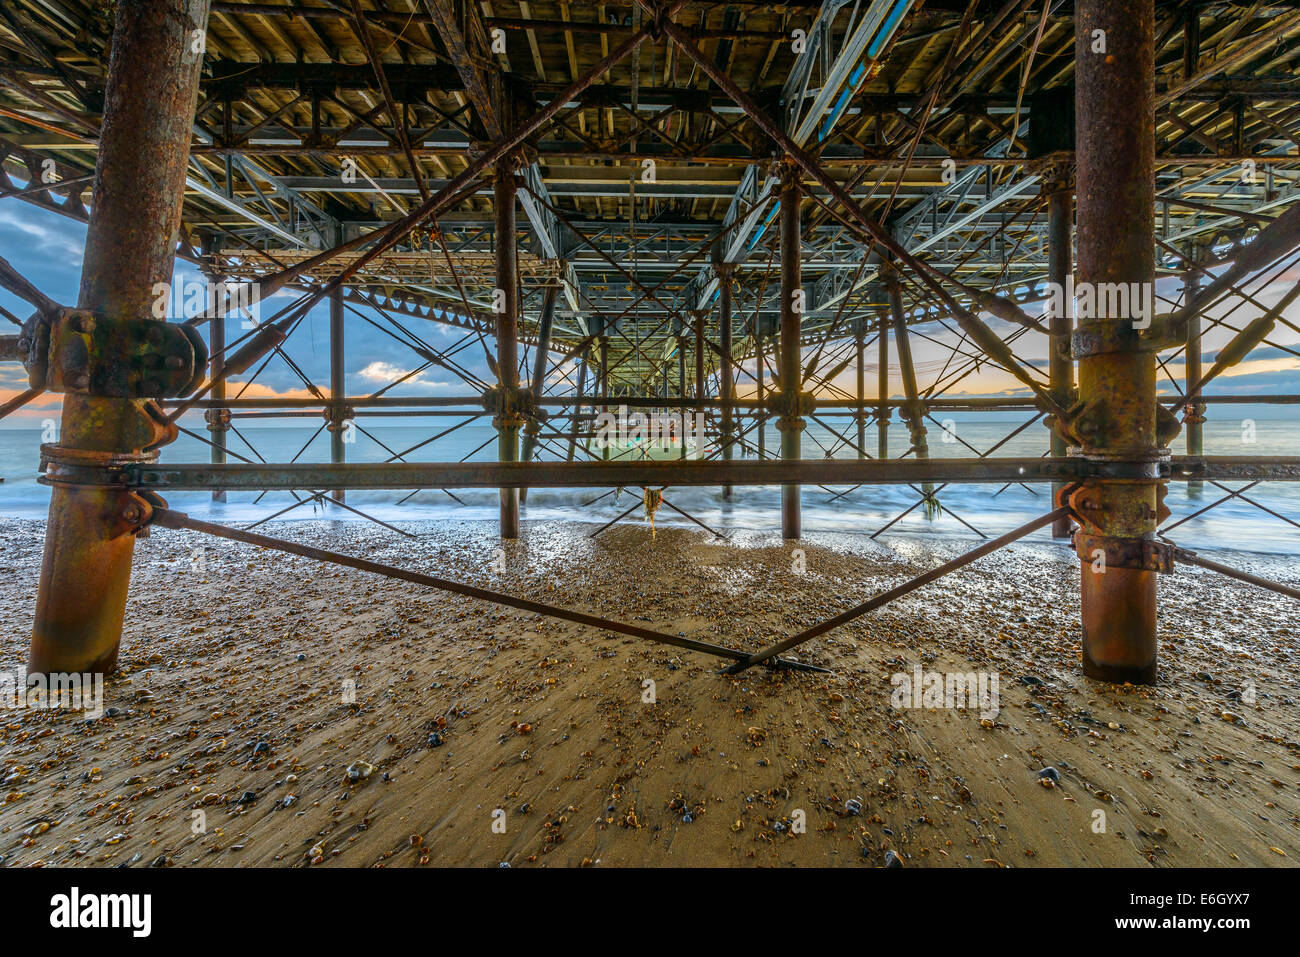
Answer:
(30, 0, 212, 677)
(1074, 0, 1159, 684)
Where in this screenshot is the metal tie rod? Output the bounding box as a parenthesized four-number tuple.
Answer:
(725, 507, 1071, 674)
(1173, 547, 1300, 601)
(149, 509, 830, 674)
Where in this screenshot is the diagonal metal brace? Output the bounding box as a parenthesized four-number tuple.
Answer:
(724, 507, 1071, 674)
(149, 508, 830, 674)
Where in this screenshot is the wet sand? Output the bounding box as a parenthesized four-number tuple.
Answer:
(1, 514, 1297, 867)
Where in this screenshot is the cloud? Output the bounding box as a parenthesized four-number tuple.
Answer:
(356, 361, 451, 390)
(0, 387, 61, 422)
(0, 208, 85, 264)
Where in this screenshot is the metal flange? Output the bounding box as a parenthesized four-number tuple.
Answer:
(1073, 531, 1175, 573)
(26, 307, 207, 399)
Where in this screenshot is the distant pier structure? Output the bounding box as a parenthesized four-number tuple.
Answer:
(2, 1, 1299, 682)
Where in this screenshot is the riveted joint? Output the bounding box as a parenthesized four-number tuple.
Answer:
(483, 385, 537, 423)
(204, 408, 232, 432)
(30, 307, 207, 399)
(323, 403, 355, 432)
(769, 389, 815, 429)
(1073, 531, 1175, 573)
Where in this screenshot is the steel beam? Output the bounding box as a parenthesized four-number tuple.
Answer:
(98, 455, 1300, 493)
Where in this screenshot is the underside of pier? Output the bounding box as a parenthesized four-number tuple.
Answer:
(2, 0, 1299, 682)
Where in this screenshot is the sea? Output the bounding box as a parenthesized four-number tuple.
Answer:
(1, 407, 1297, 556)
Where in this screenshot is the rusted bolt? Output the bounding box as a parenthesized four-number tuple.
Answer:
(122, 502, 144, 524)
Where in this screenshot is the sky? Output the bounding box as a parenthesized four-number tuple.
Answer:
(2, 196, 1299, 429)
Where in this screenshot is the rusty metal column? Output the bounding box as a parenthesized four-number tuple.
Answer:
(854, 317, 866, 459)
(494, 162, 521, 538)
(885, 265, 931, 495)
(30, 0, 212, 676)
(520, 284, 557, 504)
(676, 324, 688, 461)
(1183, 244, 1205, 497)
(756, 326, 766, 461)
(205, 270, 228, 504)
(328, 284, 346, 505)
(719, 268, 735, 496)
(778, 164, 803, 539)
(1046, 167, 1074, 537)
(877, 313, 889, 458)
(598, 331, 610, 461)
(1074, 0, 1159, 684)
(693, 310, 706, 459)
(566, 343, 589, 462)
(693, 311, 706, 399)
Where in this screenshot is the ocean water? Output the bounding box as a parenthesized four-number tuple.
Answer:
(1, 408, 1297, 555)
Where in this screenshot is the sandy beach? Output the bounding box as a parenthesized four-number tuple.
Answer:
(0, 514, 1297, 868)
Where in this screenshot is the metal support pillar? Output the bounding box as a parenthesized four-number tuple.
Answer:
(1184, 244, 1205, 497)
(1075, 0, 1160, 684)
(854, 317, 866, 459)
(1046, 169, 1074, 536)
(877, 314, 889, 459)
(693, 311, 706, 400)
(494, 162, 521, 538)
(693, 310, 706, 459)
(598, 332, 610, 461)
(677, 331, 688, 460)
(30, 0, 212, 676)
(329, 284, 346, 505)
(885, 265, 931, 496)
(567, 344, 589, 462)
(719, 269, 734, 496)
(756, 328, 766, 461)
(205, 270, 228, 504)
(778, 165, 803, 539)
(520, 284, 557, 504)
